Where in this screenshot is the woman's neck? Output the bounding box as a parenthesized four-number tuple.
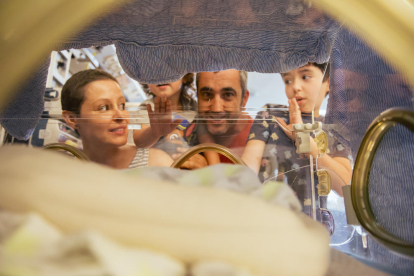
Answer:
(82, 141, 131, 169)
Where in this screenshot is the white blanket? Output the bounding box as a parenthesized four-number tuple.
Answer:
(0, 145, 330, 275)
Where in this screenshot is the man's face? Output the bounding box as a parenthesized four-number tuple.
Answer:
(197, 70, 249, 135)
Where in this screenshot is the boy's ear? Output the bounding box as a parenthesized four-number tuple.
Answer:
(62, 111, 78, 129)
(324, 79, 330, 97)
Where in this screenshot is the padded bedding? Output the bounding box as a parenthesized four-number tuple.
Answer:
(0, 145, 330, 276)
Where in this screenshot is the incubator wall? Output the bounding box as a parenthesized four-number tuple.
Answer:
(0, 66, 399, 270)
(0, 0, 413, 275)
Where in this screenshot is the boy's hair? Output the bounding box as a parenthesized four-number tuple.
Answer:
(309, 62, 330, 83)
(141, 73, 197, 110)
(61, 69, 118, 114)
(310, 62, 330, 97)
(195, 70, 248, 99)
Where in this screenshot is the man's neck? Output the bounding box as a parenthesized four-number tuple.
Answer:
(213, 114, 250, 147)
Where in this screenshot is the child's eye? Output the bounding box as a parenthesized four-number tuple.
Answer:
(119, 103, 126, 110)
(98, 105, 109, 111)
(284, 80, 292, 85)
(302, 75, 311, 80)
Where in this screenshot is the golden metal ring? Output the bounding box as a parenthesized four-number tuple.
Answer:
(171, 143, 246, 169)
(43, 143, 90, 161)
(351, 108, 414, 256)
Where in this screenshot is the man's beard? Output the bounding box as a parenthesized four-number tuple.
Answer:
(201, 111, 240, 136)
(206, 121, 230, 135)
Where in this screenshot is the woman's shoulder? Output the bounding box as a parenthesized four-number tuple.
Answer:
(124, 145, 149, 169)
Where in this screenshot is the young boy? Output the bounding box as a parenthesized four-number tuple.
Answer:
(242, 62, 352, 215)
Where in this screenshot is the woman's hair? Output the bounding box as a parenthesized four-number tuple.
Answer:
(309, 62, 330, 83)
(61, 69, 118, 114)
(141, 73, 197, 110)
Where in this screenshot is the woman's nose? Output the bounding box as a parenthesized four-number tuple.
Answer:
(113, 108, 126, 122)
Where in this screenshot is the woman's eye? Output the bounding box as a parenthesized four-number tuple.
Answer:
(98, 105, 109, 111)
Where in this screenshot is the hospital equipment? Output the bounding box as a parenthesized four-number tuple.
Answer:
(0, 0, 413, 275)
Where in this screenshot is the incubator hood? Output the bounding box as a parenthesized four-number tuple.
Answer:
(0, 0, 413, 275)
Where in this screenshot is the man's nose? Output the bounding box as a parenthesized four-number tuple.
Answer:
(210, 95, 224, 112)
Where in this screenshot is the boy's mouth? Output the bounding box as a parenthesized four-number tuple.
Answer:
(157, 84, 168, 87)
(295, 97, 305, 104)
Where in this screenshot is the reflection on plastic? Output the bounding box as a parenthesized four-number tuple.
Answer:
(319, 208, 335, 236)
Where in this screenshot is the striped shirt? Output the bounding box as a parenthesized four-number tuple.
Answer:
(128, 148, 149, 169)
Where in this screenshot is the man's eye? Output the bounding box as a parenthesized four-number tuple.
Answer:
(224, 93, 234, 98)
(98, 105, 109, 111)
(202, 92, 211, 99)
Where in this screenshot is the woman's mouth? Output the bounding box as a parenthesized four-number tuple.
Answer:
(109, 127, 126, 134)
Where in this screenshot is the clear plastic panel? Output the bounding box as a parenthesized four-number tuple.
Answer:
(1, 66, 335, 224)
(1, 1, 414, 274)
(1, 50, 411, 275)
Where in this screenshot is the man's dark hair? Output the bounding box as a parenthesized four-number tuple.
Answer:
(141, 73, 197, 110)
(61, 69, 118, 114)
(195, 70, 248, 99)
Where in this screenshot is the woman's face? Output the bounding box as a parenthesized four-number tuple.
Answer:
(76, 79, 129, 147)
(147, 79, 183, 99)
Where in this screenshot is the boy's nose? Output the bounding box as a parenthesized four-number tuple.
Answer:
(292, 80, 302, 93)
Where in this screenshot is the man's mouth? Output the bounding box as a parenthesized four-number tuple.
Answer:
(208, 114, 228, 123)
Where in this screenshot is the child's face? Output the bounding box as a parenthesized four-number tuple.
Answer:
(148, 79, 183, 99)
(281, 65, 329, 113)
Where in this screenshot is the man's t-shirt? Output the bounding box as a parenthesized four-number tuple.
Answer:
(185, 118, 254, 163)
